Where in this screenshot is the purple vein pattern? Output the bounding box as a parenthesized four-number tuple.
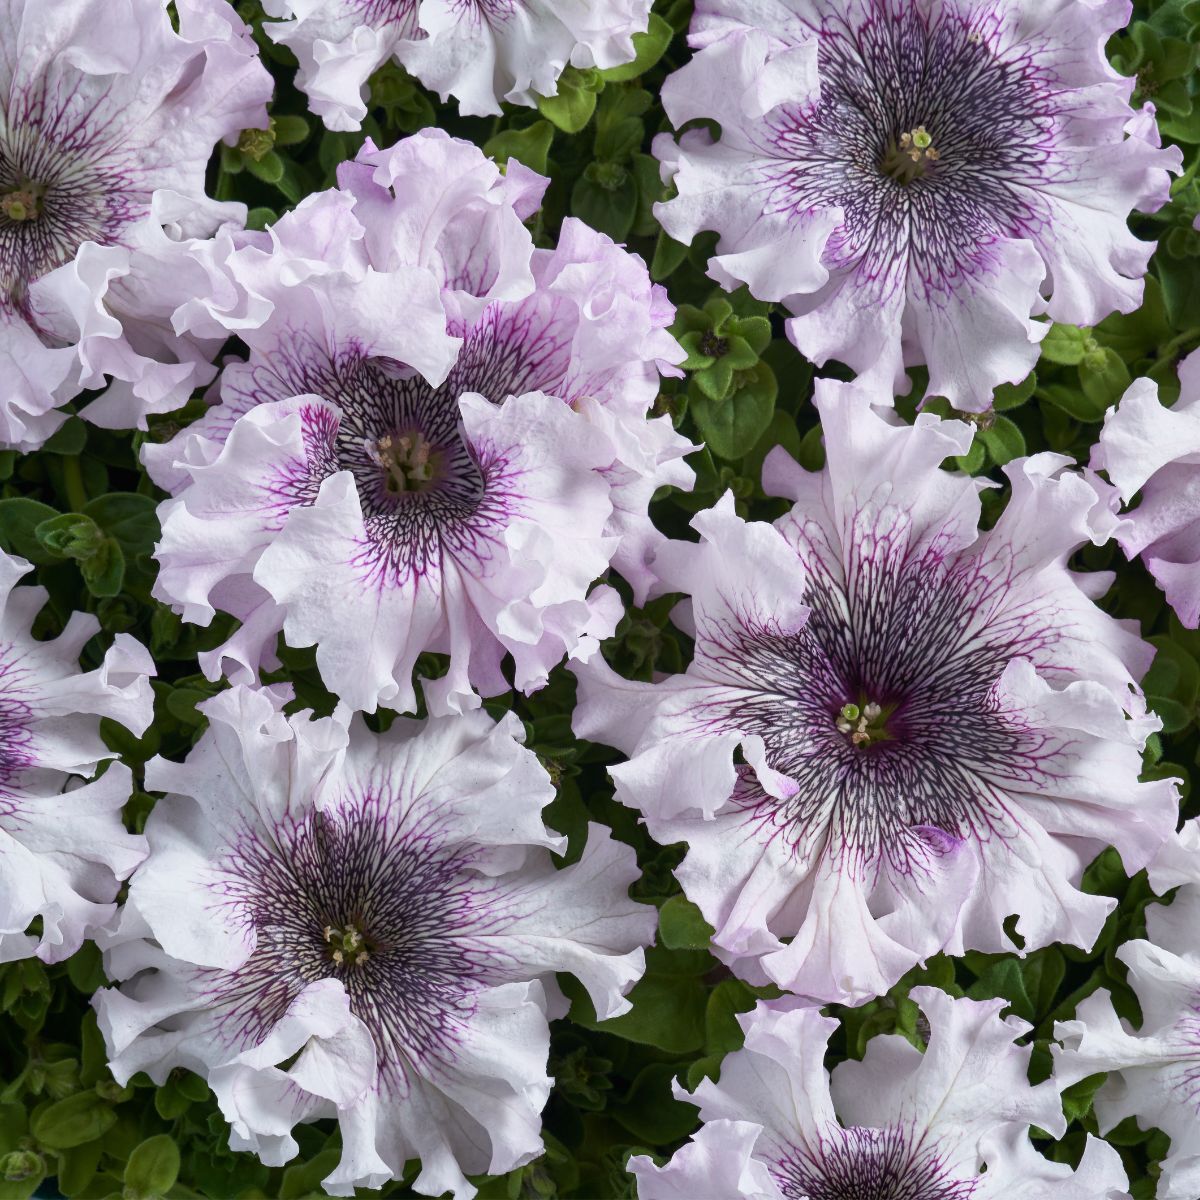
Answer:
(94, 686, 655, 1198)
(264, 0, 651, 126)
(148, 129, 690, 716)
(0, 548, 153, 964)
(574, 377, 1177, 1005)
(632, 988, 1129, 1200)
(652, 0, 1179, 410)
(0, 0, 271, 450)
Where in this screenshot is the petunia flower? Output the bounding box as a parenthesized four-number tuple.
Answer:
(1053, 817, 1200, 1200)
(652, 0, 1180, 411)
(574, 377, 1176, 1005)
(149, 129, 689, 715)
(1092, 348, 1200, 628)
(0, 0, 273, 450)
(94, 684, 655, 1199)
(263, 0, 651, 127)
(0, 549, 154, 963)
(631, 987, 1130, 1199)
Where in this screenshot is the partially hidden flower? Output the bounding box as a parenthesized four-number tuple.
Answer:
(264, 0, 651, 127)
(632, 987, 1129, 1199)
(148, 129, 689, 715)
(94, 683, 655, 1199)
(652, 0, 1180, 411)
(0, 0, 273, 450)
(1053, 816, 1200, 1200)
(1093, 348, 1200, 627)
(0, 550, 154, 963)
(574, 376, 1176, 1005)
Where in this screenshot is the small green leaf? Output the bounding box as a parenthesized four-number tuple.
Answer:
(123, 1135, 180, 1199)
(246, 149, 285, 185)
(537, 68, 600, 133)
(658, 895, 714, 950)
(1039, 324, 1091, 365)
(79, 537, 125, 599)
(992, 372, 1037, 411)
(600, 14, 674, 82)
(978, 415, 1026, 465)
(0, 499, 61, 564)
(484, 121, 556, 177)
(30, 1093, 117, 1150)
(690, 361, 778, 460)
(41, 418, 88, 456)
(1078, 347, 1132, 414)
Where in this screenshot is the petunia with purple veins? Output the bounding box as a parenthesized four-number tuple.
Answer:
(652, 0, 1180, 410)
(94, 684, 655, 1199)
(574, 376, 1177, 1005)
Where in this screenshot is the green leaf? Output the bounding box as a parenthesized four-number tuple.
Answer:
(651, 230, 689, 281)
(978, 415, 1026, 466)
(657, 895, 714, 950)
(704, 979, 757, 1055)
(966, 959, 1034, 1022)
(1078, 347, 1132, 414)
(245, 149, 286, 185)
(600, 14, 674, 82)
(79, 537, 126, 599)
(953, 438, 986, 474)
(124, 1135, 180, 1198)
(1061, 1072, 1107, 1123)
(1039, 324, 1091, 365)
(609, 1064, 698, 1143)
(483, 121, 556, 176)
(0, 499, 61, 564)
(537, 69, 600, 133)
(1037, 382, 1109, 423)
(992, 372, 1037, 411)
(690, 362, 778, 460)
(571, 168, 637, 241)
(279, 1149, 342, 1200)
(30, 1093, 117, 1150)
(41, 418, 88, 456)
(35, 513, 105, 560)
(84, 493, 159, 562)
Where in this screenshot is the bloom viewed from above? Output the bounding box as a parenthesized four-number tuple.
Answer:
(1054, 818, 1200, 1200)
(148, 129, 688, 715)
(0, 0, 273, 450)
(631, 987, 1129, 1199)
(94, 684, 655, 1198)
(264, 0, 652, 127)
(1093, 349, 1200, 628)
(575, 378, 1177, 1004)
(652, 0, 1179, 410)
(0, 549, 154, 964)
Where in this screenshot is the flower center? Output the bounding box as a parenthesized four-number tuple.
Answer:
(880, 126, 940, 184)
(323, 921, 372, 967)
(835, 700, 889, 748)
(366, 430, 442, 495)
(0, 183, 45, 223)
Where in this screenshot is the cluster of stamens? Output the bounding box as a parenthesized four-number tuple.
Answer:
(366, 430, 439, 495)
(0, 186, 44, 223)
(836, 701, 886, 747)
(881, 126, 940, 184)
(323, 922, 371, 967)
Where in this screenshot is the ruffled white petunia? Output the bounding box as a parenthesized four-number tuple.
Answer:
(263, 0, 651, 128)
(574, 376, 1177, 1005)
(0, 0, 273, 450)
(149, 129, 689, 715)
(0, 550, 154, 963)
(632, 987, 1130, 1199)
(1053, 817, 1200, 1200)
(94, 683, 655, 1199)
(1092, 349, 1200, 628)
(652, 0, 1180, 411)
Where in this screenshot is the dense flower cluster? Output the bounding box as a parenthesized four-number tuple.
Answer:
(0, 0, 1197, 1195)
